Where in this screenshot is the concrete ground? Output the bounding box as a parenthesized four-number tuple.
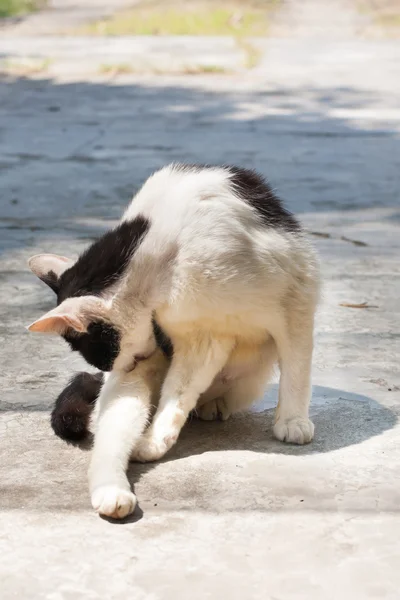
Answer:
(1, 1, 400, 598)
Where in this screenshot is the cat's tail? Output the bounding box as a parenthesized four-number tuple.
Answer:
(51, 372, 103, 442)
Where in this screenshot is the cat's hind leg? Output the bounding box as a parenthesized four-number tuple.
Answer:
(272, 306, 316, 445)
(196, 338, 278, 421)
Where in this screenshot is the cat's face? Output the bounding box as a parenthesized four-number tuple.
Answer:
(27, 253, 155, 372)
(62, 320, 121, 372)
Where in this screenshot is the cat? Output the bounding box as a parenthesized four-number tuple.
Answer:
(28, 163, 320, 519)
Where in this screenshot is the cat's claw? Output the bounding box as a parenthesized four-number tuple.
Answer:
(91, 485, 136, 519)
(196, 398, 231, 422)
(273, 416, 314, 445)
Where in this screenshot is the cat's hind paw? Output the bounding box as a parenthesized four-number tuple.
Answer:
(130, 436, 170, 463)
(273, 417, 314, 445)
(196, 397, 231, 422)
(91, 485, 136, 519)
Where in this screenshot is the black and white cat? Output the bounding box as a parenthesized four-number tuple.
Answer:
(28, 164, 320, 519)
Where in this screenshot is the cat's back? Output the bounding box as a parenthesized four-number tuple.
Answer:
(121, 163, 318, 320)
(123, 163, 300, 244)
(123, 163, 233, 227)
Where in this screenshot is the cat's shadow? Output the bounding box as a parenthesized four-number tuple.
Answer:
(146, 385, 394, 459)
(126, 384, 397, 488)
(74, 384, 396, 524)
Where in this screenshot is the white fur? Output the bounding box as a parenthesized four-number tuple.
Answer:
(88, 350, 168, 518)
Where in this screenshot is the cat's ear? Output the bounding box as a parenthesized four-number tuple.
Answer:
(28, 254, 74, 293)
(27, 312, 86, 334)
(27, 297, 107, 335)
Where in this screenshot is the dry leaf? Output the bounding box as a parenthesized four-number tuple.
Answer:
(309, 232, 368, 247)
(311, 231, 331, 238)
(340, 236, 368, 247)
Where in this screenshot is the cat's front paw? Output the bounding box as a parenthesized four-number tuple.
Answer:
(273, 417, 314, 445)
(91, 485, 136, 519)
(196, 397, 231, 422)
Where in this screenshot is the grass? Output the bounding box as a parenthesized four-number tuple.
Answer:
(0, 0, 45, 17)
(358, 0, 400, 33)
(80, 1, 279, 37)
(99, 63, 135, 75)
(374, 13, 400, 27)
(193, 64, 227, 73)
(0, 57, 52, 75)
(236, 37, 262, 69)
(79, 1, 280, 71)
(98, 62, 229, 76)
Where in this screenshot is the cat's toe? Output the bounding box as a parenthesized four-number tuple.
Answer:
(273, 417, 314, 445)
(91, 485, 136, 519)
(196, 398, 231, 421)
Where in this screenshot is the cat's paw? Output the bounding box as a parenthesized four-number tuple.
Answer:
(273, 417, 314, 445)
(91, 485, 136, 519)
(130, 435, 172, 463)
(196, 398, 231, 422)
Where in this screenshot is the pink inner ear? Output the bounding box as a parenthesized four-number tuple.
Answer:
(28, 314, 86, 334)
(28, 254, 74, 280)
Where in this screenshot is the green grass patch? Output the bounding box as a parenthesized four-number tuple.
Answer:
(98, 62, 230, 76)
(99, 63, 134, 75)
(0, 0, 45, 17)
(0, 57, 52, 75)
(193, 64, 228, 73)
(80, 1, 279, 37)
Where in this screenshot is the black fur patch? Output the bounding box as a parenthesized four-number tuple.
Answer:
(41, 269, 60, 294)
(51, 371, 103, 441)
(152, 319, 173, 359)
(53, 216, 149, 370)
(228, 166, 301, 232)
(63, 321, 121, 372)
(57, 216, 150, 303)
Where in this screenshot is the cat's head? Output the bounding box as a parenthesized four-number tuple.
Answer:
(27, 251, 156, 372)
